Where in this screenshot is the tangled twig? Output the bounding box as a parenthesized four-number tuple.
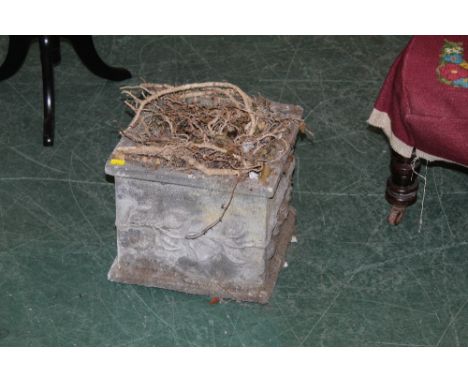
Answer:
(117, 81, 302, 178)
(127, 82, 256, 133)
(185, 176, 240, 239)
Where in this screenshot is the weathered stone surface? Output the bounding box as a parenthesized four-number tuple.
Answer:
(105, 103, 300, 303)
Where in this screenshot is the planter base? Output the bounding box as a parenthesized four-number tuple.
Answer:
(108, 207, 296, 304)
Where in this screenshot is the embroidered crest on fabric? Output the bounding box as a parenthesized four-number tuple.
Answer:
(436, 40, 468, 88)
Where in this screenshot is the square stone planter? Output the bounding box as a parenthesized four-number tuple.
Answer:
(105, 102, 301, 303)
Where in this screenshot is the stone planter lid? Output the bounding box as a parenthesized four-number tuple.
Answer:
(105, 102, 302, 198)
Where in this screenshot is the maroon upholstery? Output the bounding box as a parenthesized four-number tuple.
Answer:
(368, 36, 468, 166)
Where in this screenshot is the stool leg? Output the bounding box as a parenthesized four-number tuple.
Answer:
(385, 149, 420, 225)
(0, 36, 33, 81)
(39, 36, 55, 146)
(67, 36, 131, 81)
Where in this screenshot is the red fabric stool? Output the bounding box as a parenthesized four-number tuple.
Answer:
(368, 36, 468, 224)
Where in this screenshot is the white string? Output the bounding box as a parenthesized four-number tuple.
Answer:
(411, 157, 428, 233)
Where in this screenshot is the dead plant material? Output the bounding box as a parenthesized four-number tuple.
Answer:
(117, 82, 304, 177)
(185, 175, 239, 240)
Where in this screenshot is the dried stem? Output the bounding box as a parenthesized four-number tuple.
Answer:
(116, 82, 306, 237)
(119, 82, 301, 178)
(185, 176, 240, 239)
(128, 82, 257, 135)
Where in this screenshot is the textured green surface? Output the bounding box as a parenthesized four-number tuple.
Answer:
(1, 36, 467, 346)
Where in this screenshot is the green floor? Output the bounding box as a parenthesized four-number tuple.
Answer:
(1, 36, 467, 346)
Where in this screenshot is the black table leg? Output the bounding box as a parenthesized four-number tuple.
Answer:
(0, 35, 131, 146)
(0, 36, 33, 81)
(67, 36, 131, 81)
(39, 36, 55, 146)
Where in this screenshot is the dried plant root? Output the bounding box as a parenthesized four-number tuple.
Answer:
(127, 82, 256, 134)
(119, 81, 302, 178)
(117, 81, 306, 238)
(185, 176, 240, 239)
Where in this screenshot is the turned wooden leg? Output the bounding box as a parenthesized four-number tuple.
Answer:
(385, 149, 420, 225)
(1, 35, 131, 146)
(39, 36, 55, 146)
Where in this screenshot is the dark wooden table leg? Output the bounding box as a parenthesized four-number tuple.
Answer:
(67, 36, 131, 81)
(385, 149, 420, 225)
(39, 36, 55, 146)
(1, 35, 131, 146)
(0, 36, 33, 81)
